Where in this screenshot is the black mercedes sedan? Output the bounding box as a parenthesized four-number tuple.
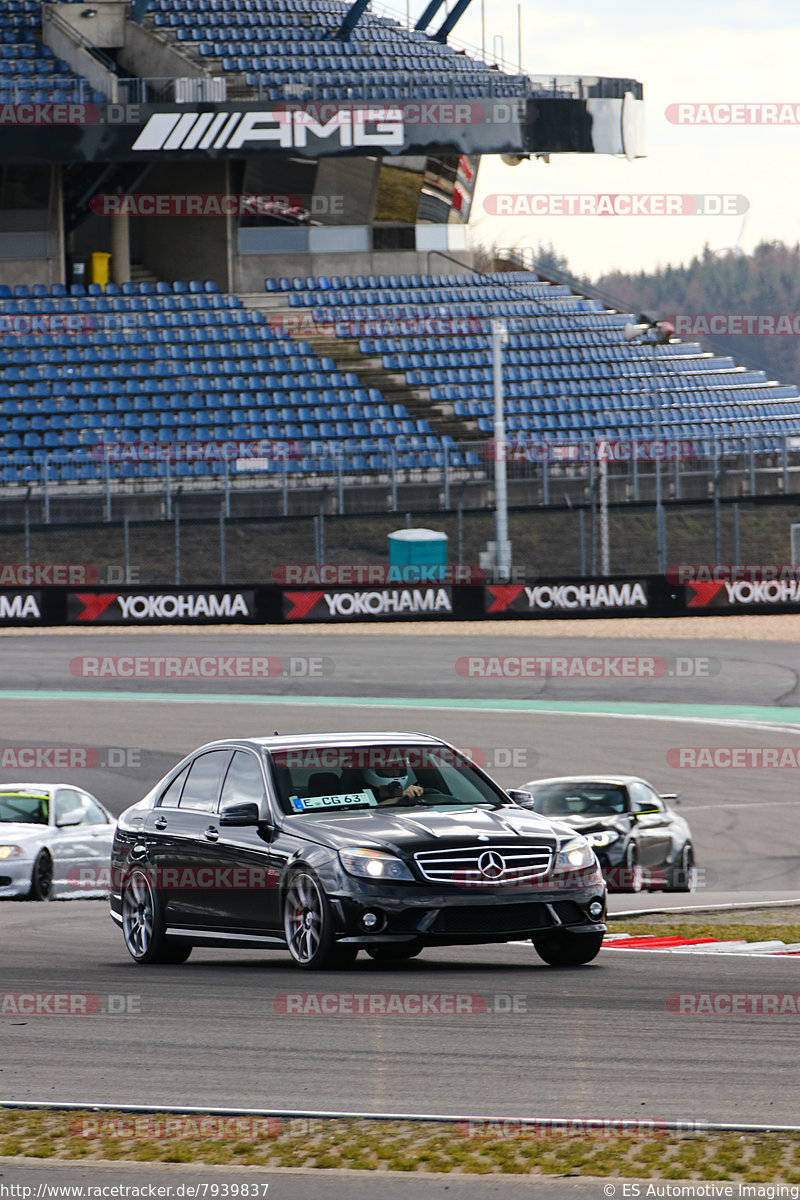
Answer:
(110, 733, 608, 970)
(514, 775, 696, 893)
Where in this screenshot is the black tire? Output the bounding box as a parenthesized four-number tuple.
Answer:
(615, 843, 643, 893)
(665, 844, 696, 893)
(121, 869, 192, 965)
(533, 931, 604, 967)
(27, 851, 53, 901)
(367, 941, 423, 962)
(283, 868, 345, 970)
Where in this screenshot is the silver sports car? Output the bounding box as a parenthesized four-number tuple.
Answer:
(0, 783, 116, 900)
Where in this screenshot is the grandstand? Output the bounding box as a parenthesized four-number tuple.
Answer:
(0, 0, 795, 511)
(0, 0, 105, 103)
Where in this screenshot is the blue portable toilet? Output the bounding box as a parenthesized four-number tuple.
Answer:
(388, 528, 448, 577)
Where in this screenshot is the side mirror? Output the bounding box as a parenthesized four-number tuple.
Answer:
(56, 811, 82, 828)
(219, 801, 261, 827)
(633, 803, 661, 816)
(507, 789, 535, 808)
(660, 793, 682, 806)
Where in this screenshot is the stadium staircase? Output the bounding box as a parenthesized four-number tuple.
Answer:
(241, 294, 471, 443)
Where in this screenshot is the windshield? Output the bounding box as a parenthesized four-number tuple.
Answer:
(268, 744, 507, 816)
(530, 783, 629, 818)
(0, 791, 50, 824)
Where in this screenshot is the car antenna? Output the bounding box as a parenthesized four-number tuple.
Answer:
(274, 730, 279, 736)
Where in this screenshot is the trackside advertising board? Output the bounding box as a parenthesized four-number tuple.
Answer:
(0, 592, 44, 623)
(0, 575, 792, 623)
(0, 96, 642, 164)
(485, 579, 656, 618)
(65, 590, 259, 624)
(682, 578, 800, 614)
(282, 586, 456, 622)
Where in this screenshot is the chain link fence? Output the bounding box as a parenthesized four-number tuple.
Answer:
(3, 497, 800, 585)
(2, 436, 800, 581)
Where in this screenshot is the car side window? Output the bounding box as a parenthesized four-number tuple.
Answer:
(159, 765, 190, 808)
(630, 782, 663, 812)
(55, 788, 85, 825)
(179, 750, 232, 812)
(219, 751, 267, 814)
(81, 795, 109, 825)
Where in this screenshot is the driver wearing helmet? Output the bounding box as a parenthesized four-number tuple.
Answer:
(362, 758, 424, 806)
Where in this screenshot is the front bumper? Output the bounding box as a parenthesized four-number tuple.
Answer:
(0, 857, 34, 898)
(328, 875, 607, 947)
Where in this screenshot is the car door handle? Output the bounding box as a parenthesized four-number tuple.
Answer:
(154, 817, 168, 830)
(204, 826, 219, 842)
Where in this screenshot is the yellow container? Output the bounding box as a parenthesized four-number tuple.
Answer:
(90, 251, 111, 288)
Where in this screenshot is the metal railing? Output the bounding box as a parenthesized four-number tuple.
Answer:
(2, 436, 800, 523)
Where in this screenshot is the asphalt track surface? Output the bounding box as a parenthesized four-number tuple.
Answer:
(2, 629, 800, 1131)
(0, 1158, 682, 1200)
(3, 900, 800, 1125)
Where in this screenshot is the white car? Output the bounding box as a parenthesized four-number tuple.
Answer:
(0, 783, 115, 900)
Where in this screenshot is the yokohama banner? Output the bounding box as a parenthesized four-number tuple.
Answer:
(66, 590, 258, 624)
(485, 579, 652, 618)
(283, 586, 455, 621)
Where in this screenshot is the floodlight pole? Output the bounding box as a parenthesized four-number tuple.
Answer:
(627, 318, 671, 575)
(598, 452, 609, 574)
(492, 318, 511, 579)
(650, 337, 666, 574)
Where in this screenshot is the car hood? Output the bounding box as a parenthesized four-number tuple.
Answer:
(283, 804, 563, 852)
(0, 822, 48, 846)
(545, 814, 629, 834)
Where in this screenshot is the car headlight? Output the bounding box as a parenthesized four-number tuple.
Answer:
(339, 847, 415, 882)
(585, 831, 621, 848)
(553, 836, 596, 871)
(0, 845, 23, 859)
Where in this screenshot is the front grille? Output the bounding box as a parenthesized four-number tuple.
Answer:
(432, 903, 551, 935)
(414, 843, 552, 887)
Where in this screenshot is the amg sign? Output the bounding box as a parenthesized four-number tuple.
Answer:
(132, 108, 405, 152)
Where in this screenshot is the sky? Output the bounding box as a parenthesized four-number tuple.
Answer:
(385, 0, 800, 279)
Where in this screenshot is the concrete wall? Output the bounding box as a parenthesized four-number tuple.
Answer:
(48, 1, 127, 48)
(234, 249, 474, 292)
(137, 162, 232, 289)
(119, 21, 207, 87)
(42, 10, 119, 101)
